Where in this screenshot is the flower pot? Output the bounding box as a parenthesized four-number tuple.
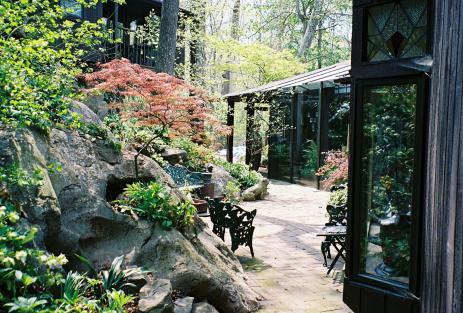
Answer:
(192, 199, 208, 214)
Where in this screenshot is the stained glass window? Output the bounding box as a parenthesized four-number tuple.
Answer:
(60, 0, 83, 18)
(367, 0, 428, 62)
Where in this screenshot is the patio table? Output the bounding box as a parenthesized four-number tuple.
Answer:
(317, 225, 347, 275)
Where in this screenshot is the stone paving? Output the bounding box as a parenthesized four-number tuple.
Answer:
(204, 180, 352, 313)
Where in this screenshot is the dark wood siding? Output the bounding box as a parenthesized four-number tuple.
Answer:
(83, 3, 103, 23)
(421, 0, 463, 312)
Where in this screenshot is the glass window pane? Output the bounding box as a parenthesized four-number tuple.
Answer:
(360, 83, 417, 285)
(60, 0, 83, 18)
(366, 0, 427, 61)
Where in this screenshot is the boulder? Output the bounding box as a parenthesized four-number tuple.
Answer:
(83, 94, 109, 120)
(192, 302, 219, 313)
(242, 179, 270, 201)
(0, 128, 260, 313)
(138, 279, 174, 313)
(161, 148, 188, 166)
(210, 165, 234, 198)
(70, 100, 103, 125)
(174, 297, 194, 313)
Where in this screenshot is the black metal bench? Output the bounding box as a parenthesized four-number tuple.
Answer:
(318, 185, 348, 274)
(206, 198, 256, 257)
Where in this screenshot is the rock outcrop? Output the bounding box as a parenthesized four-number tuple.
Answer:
(0, 125, 260, 313)
(210, 165, 234, 198)
(161, 148, 188, 166)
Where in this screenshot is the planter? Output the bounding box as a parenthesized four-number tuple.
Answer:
(192, 199, 208, 214)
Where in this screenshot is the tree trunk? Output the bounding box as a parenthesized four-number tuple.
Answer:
(191, 0, 207, 85)
(296, 17, 318, 59)
(156, 0, 180, 75)
(296, 0, 323, 59)
(222, 0, 241, 95)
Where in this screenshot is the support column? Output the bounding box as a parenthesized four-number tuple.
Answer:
(226, 98, 235, 163)
(245, 99, 255, 166)
(421, 0, 463, 312)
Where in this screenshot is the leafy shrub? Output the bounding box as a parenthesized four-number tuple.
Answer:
(328, 187, 348, 206)
(300, 141, 318, 178)
(215, 159, 262, 190)
(171, 138, 214, 172)
(115, 181, 196, 229)
(316, 150, 348, 189)
(224, 181, 242, 204)
(0, 0, 122, 133)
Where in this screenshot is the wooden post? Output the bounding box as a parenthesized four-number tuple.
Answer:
(226, 98, 235, 163)
(245, 99, 255, 166)
(421, 0, 463, 312)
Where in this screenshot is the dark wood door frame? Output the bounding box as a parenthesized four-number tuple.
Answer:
(420, 0, 463, 312)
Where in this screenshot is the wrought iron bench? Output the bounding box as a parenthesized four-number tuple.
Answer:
(318, 185, 348, 274)
(206, 198, 256, 257)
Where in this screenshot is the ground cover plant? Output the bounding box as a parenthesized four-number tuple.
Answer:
(114, 181, 196, 229)
(0, 165, 138, 312)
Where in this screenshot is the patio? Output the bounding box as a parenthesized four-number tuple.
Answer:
(202, 180, 352, 313)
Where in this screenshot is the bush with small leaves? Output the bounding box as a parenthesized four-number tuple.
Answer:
(115, 181, 196, 229)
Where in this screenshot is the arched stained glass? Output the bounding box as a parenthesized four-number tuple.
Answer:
(366, 0, 428, 62)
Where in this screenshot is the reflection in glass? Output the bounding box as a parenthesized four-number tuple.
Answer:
(367, 0, 427, 61)
(60, 0, 83, 18)
(360, 84, 417, 285)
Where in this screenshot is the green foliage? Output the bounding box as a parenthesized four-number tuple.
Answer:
(104, 113, 167, 160)
(0, 0, 123, 133)
(106, 290, 134, 313)
(79, 122, 122, 152)
(4, 296, 47, 313)
(0, 165, 134, 312)
(99, 256, 138, 294)
(115, 181, 196, 229)
(209, 37, 307, 87)
(171, 138, 214, 172)
(224, 181, 242, 204)
(215, 159, 262, 191)
(61, 271, 88, 307)
(328, 188, 348, 206)
(0, 167, 66, 311)
(300, 141, 318, 178)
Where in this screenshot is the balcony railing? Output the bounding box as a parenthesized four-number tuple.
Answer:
(103, 25, 158, 68)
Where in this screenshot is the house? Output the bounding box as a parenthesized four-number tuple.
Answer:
(59, 0, 191, 68)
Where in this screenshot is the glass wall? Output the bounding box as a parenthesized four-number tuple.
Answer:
(359, 83, 417, 285)
(267, 83, 350, 186)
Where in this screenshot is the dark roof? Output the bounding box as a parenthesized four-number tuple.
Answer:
(224, 61, 351, 99)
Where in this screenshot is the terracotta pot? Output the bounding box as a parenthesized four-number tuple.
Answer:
(192, 199, 208, 214)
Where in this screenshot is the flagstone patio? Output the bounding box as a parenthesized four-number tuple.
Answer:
(203, 180, 352, 313)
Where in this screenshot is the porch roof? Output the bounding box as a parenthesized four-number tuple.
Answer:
(224, 60, 351, 100)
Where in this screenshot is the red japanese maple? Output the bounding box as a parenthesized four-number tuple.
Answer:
(82, 58, 229, 141)
(82, 58, 229, 177)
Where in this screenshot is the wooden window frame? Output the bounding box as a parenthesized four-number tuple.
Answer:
(347, 75, 427, 296)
